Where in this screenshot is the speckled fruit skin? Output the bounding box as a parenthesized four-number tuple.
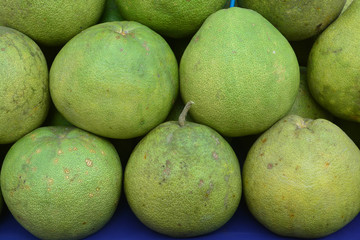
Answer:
(307, 0, 360, 122)
(50, 21, 178, 139)
(239, 0, 346, 41)
(125, 120, 242, 238)
(116, 0, 227, 38)
(243, 115, 360, 238)
(0, 126, 122, 240)
(0, 26, 49, 144)
(0, 0, 106, 46)
(180, 7, 299, 137)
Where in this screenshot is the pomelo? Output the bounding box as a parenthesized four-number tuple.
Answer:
(0, 126, 122, 239)
(0, 26, 49, 144)
(180, 7, 299, 137)
(243, 115, 360, 238)
(239, 0, 346, 41)
(0, 0, 106, 46)
(50, 21, 178, 139)
(115, 0, 227, 38)
(124, 102, 242, 237)
(307, 0, 360, 122)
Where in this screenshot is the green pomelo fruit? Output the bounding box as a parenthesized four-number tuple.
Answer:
(50, 21, 178, 139)
(243, 115, 360, 238)
(239, 0, 346, 41)
(0, 0, 106, 46)
(1, 126, 122, 240)
(307, 0, 360, 122)
(116, 0, 227, 38)
(287, 67, 333, 120)
(125, 103, 242, 237)
(99, 0, 124, 23)
(0, 26, 49, 144)
(180, 7, 299, 137)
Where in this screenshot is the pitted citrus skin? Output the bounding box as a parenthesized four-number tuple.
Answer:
(0, 26, 49, 144)
(125, 120, 242, 237)
(1, 126, 122, 240)
(243, 115, 360, 238)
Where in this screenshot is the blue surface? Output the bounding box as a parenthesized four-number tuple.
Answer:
(1, 196, 360, 240)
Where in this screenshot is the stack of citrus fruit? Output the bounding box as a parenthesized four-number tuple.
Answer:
(1, 0, 360, 239)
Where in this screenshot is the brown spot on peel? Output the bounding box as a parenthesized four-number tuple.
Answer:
(199, 179, 204, 187)
(85, 158, 93, 167)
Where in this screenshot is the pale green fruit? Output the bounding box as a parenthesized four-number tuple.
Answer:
(180, 7, 299, 137)
(243, 115, 360, 238)
(239, 0, 346, 41)
(125, 104, 242, 237)
(308, 0, 360, 122)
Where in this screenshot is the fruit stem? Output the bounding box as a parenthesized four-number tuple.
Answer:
(179, 101, 194, 127)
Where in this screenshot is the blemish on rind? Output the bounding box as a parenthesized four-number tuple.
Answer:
(85, 158, 93, 167)
(30, 134, 37, 140)
(198, 179, 204, 187)
(163, 160, 171, 176)
(57, 150, 63, 155)
(267, 163, 273, 169)
(167, 133, 173, 143)
(68, 147, 78, 152)
(295, 118, 308, 129)
(205, 182, 214, 199)
(212, 151, 219, 160)
(212, 135, 220, 145)
(64, 168, 70, 174)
